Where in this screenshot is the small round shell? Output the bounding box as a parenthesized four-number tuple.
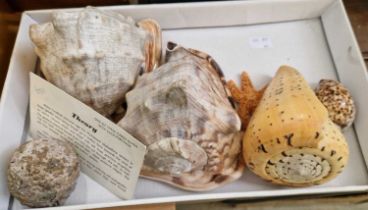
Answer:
(315, 79, 356, 129)
(7, 139, 80, 207)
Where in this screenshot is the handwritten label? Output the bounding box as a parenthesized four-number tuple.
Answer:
(29, 73, 146, 199)
(249, 37, 273, 49)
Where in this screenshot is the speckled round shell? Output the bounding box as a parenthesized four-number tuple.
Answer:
(118, 43, 244, 191)
(315, 79, 356, 130)
(7, 139, 80, 207)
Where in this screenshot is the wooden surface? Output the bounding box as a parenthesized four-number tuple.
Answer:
(177, 192, 368, 210)
(345, 0, 368, 64)
(0, 11, 19, 93)
(0, 1, 367, 210)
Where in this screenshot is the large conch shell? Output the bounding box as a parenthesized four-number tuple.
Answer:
(29, 7, 161, 116)
(118, 42, 244, 191)
(243, 66, 349, 186)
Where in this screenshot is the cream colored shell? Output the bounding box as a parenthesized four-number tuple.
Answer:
(29, 7, 160, 116)
(118, 43, 244, 191)
(243, 66, 349, 186)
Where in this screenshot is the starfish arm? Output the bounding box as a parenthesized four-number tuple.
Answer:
(228, 71, 268, 130)
(240, 71, 256, 92)
(227, 80, 243, 101)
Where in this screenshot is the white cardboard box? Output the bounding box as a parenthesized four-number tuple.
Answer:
(1, 0, 368, 209)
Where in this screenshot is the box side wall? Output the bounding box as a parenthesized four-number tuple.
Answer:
(3, 0, 368, 209)
(25, 0, 335, 29)
(22, 186, 368, 210)
(321, 1, 368, 169)
(0, 14, 37, 210)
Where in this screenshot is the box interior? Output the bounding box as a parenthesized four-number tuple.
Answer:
(1, 0, 368, 209)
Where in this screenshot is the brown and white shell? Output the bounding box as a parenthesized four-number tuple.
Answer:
(118, 42, 244, 191)
(7, 139, 80, 207)
(29, 7, 161, 116)
(315, 79, 356, 130)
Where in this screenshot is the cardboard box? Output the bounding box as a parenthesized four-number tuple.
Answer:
(1, 0, 368, 209)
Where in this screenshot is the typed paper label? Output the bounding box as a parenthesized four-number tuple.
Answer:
(29, 73, 146, 199)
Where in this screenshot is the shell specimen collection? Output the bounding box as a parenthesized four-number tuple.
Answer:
(243, 66, 349, 186)
(29, 7, 161, 116)
(118, 43, 244, 190)
(22, 6, 356, 205)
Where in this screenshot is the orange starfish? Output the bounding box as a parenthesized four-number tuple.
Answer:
(227, 72, 267, 130)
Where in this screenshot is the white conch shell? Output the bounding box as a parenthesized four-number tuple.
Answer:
(29, 7, 161, 116)
(118, 42, 244, 191)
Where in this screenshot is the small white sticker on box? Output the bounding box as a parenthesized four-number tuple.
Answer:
(29, 73, 146, 200)
(249, 37, 273, 48)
